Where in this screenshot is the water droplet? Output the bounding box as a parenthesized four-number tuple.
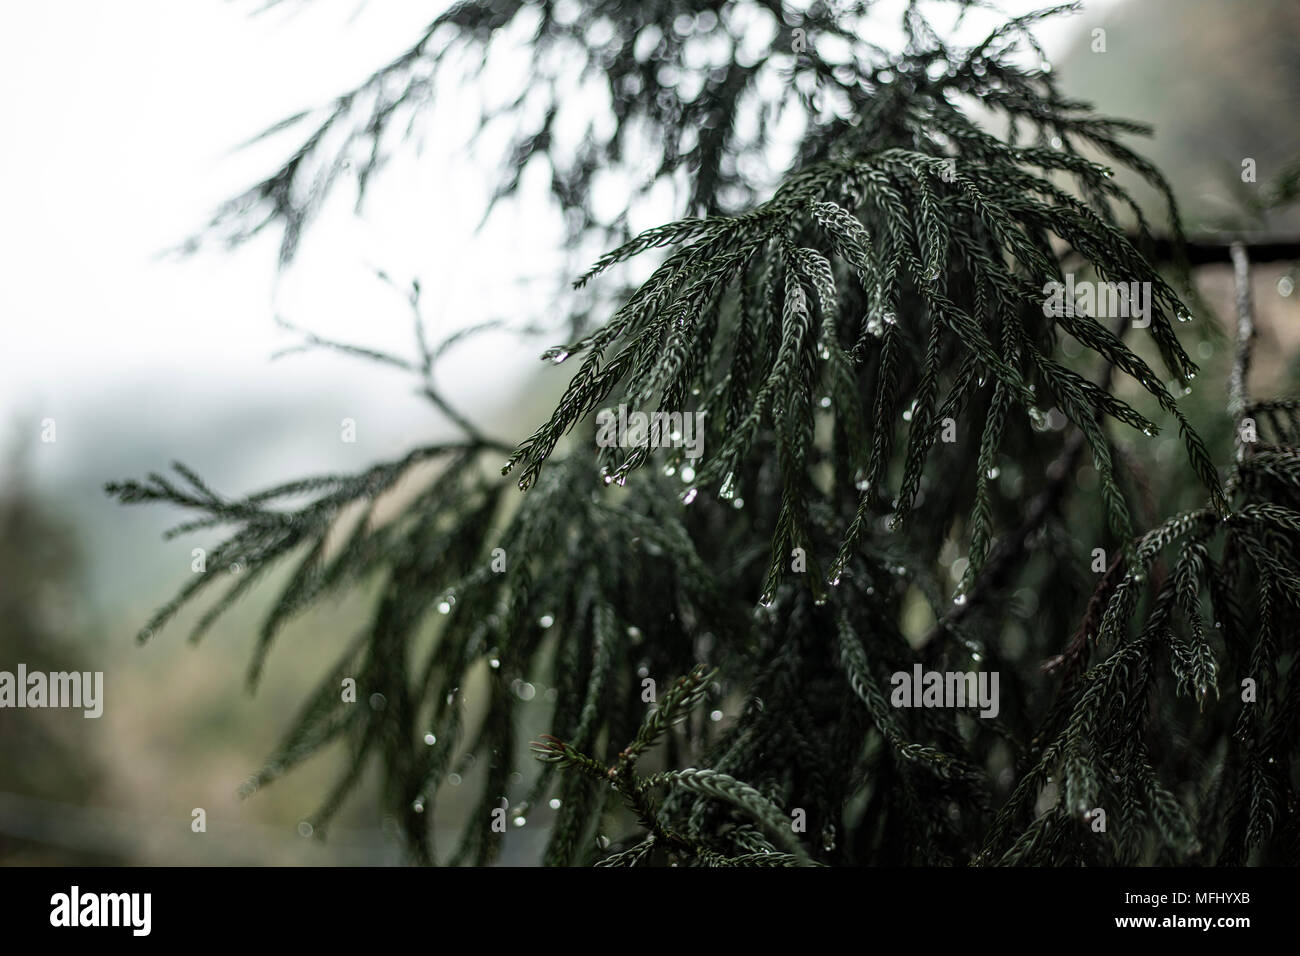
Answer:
(369, 693, 386, 711)
(986, 466, 1000, 480)
(513, 816, 526, 827)
(549, 798, 562, 810)
(681, 487, 698, 505)
(819, 395, 832, 409)
(819, 346, 831, 360)
(539, 614, 555, 629)
(710, 710, 723, 722)
(680, 465, 696, 483)
(953, 593, 967, 606)
(759, 590, 775, 608)
(424, 732, 437, 746)
(1176, 309, 1192, 322)
(449, 773, 462, 785)
(1039, 60, 1052, 73)
(437, 600, 452, 614)
(719, 472, 737, 499)
(596, 834, 610, 850)
(514, 681, 537, 701)
(627, 625, 643, 643)
(883, 311, 897, 326)
(412, 797, 425, 814)
(732, 497, 745, 509)
(489, 658, 500, 669)
(663, 464, 676, 477)
(297, 821, 314, 837)
(551, 351, 570, 364)
(1278, 276, 1295, 298)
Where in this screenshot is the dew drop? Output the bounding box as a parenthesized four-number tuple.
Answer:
(986, 466, 1000, 480)
(710, 710, 724, 722)
(424, 733, 437, 746)
(412, 798, 425, 814)
(551, 351, 570, 365)
(680, 465, 696, 483)
(549, 798, 562, 810)
(681, 487, 698, 505)
(489, 658, 500, 669)
(437, 600, 452, 614)
(539, 614, 555, 629)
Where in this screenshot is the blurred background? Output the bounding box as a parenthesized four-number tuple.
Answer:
(1, 0, 1297, 864)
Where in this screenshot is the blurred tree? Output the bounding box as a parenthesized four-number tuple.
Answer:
(0, 437, 116, 864)
(112, 0, 1300, 865)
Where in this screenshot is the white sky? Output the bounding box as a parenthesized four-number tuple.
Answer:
(0, 0, 1118, 488)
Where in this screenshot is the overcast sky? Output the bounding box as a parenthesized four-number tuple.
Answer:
(0, 0, 1116, 490)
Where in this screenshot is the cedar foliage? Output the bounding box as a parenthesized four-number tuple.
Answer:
(110, 1, 1300, 865)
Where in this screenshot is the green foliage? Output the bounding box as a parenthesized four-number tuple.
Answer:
(111, 1, 1300, 865)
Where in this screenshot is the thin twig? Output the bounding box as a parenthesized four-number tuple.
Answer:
(1228, 240, 1256, 429)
